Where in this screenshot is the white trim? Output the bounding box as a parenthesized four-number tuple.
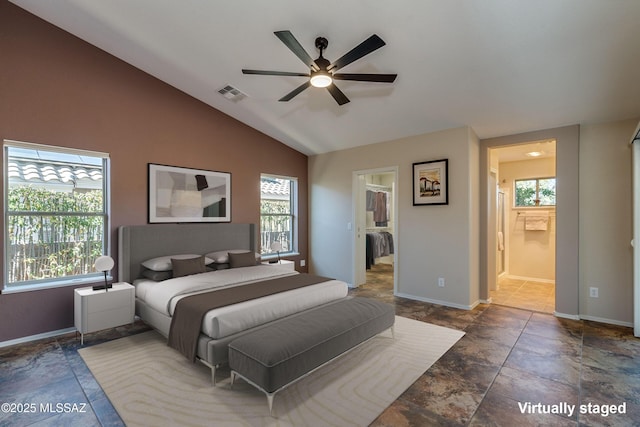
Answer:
(395, 292, 479, 310)
(580, 315, 634, 328)
(352, 166, 399, 295)
(632, 136, 640, 337)
(2, 274, 110, 294)
(0, 327, 76, 348)
(505, 274, 555, 284)
(4, 139, 109, 159)
(554, 311, 580, 321)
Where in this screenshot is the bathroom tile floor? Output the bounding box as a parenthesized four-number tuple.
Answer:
(490, 276, 555, 314)
(1, 265, 638, 426)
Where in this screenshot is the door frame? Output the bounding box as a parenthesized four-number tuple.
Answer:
(631, 124, 640, 337)
(352, 166, 399, 293)
(480, 125, 580, 318)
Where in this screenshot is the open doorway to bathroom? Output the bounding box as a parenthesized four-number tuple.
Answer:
(489, 140, 556, 313)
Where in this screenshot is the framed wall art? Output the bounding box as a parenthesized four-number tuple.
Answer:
(412, 159, 448, 206)
(148, 163, 231, 223)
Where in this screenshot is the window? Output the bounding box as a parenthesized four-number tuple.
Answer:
(260, 175, 297, 257)
(4, 140, 110, 291)
(514, 177, 556, 207)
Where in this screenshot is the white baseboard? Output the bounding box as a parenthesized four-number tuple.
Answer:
(0, 327, 75, 348)
(506, 274, 555, 284)
(579, 315, 633, 328)
(395, 292, 478, 310)
(554, 312, 580, 321)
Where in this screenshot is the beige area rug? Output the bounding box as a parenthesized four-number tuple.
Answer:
(79, 316, 464, 426)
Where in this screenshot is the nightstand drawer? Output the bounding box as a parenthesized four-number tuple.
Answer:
(86, 289, 132, 313)
(85, 306, 133, 333)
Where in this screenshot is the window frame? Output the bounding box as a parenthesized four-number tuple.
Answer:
(513, 176, 556, 208)
(3, 140, 111, 293)
(259, 174, 298, 260)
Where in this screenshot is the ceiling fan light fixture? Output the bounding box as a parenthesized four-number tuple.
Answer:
(310, 71, 332, 88)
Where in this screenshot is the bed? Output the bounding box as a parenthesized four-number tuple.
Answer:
(118, 223, 349, 382)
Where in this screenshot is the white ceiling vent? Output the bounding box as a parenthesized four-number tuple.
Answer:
(218, 85, 246, 101)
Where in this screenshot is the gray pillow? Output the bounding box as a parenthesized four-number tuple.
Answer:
(206, 249, 261, 264)
(142, 254, 214, 271)
(142, 269, 172, 281)
(171, 256, 206, 278)
(228, 251, 258, 268)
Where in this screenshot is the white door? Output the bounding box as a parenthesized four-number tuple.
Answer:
(632, 129, 640, 337)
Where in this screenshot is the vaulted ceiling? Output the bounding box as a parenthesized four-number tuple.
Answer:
(11, 0, 640, 155)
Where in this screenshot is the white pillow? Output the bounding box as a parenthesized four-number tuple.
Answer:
(142, 254, 214, 272)
(206, 249, 261, 264)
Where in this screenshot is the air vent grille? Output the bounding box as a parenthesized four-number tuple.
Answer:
(218, 85, 246, 101)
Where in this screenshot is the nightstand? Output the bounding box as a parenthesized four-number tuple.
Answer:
(74, 282, 135, 345)
(262, 260, 295, 271)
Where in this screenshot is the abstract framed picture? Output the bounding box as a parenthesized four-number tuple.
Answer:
(412, 159, 448, 206)
(148, 163, 231, 223)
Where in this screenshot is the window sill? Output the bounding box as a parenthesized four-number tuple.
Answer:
(261, 252, 299, 261)
(2, 275, 111, 294)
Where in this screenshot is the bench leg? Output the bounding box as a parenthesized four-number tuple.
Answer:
(267, 392, 275, 416)
(230, 370, 277, 416)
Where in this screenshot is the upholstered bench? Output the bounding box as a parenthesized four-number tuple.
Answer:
(228, 297, 395, 415)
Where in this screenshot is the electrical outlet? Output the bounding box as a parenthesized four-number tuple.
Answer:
(589, 287, 599, 298)
(300, 260, 306, 267)
(438, 277, 445, 287)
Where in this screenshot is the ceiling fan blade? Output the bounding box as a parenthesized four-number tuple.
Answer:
(326, 84, 350, 105)
(328, 34, 386, 72)
(279, 81, 312, 102)
(242, 69, 309, 77)
(274, 30, 318, 70)
(333, 73, 397, 83)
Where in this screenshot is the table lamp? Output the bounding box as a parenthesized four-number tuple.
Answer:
(269, 242, 282, 264)
(93, 255, 114, 291)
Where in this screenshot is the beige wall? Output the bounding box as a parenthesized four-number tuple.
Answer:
(579, 118, 637, 324)
(499, 158, 556, 281)
(309, 126, 481, 309)
(0, 2, 308, 342)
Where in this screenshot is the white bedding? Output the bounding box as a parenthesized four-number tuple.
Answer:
(134, 264, 349, 339)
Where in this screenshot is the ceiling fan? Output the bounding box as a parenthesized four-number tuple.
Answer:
(242, 30, 397, 105)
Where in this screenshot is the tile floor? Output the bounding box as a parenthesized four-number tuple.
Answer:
(490, 276, 555, 314)
(1, 266, 639, 426)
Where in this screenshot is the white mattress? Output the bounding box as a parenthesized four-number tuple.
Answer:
(201, 279, 347, 338)
(134, 265, 349, 339)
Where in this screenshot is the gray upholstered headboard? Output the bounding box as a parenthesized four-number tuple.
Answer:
(118, 223, 256, 283)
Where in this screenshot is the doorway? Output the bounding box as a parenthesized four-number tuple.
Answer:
(352, 167, 398, 294)
(488, 140, 557, 313)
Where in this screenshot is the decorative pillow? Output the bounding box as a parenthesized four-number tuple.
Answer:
(142, 254, 214, 272)
(142, 269, 172, 281)
(171, 256, 207, 278)
(206, 249, 261, 264)
(228, 251, 259, 268)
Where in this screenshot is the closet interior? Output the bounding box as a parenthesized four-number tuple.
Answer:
(364, 173, 395, 290)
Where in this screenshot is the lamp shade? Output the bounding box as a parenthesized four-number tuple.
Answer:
(270, 242, 282, 252)
(95, 255, 114, 272)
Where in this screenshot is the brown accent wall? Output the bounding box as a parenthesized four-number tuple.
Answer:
(0, 1, 308, 342)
